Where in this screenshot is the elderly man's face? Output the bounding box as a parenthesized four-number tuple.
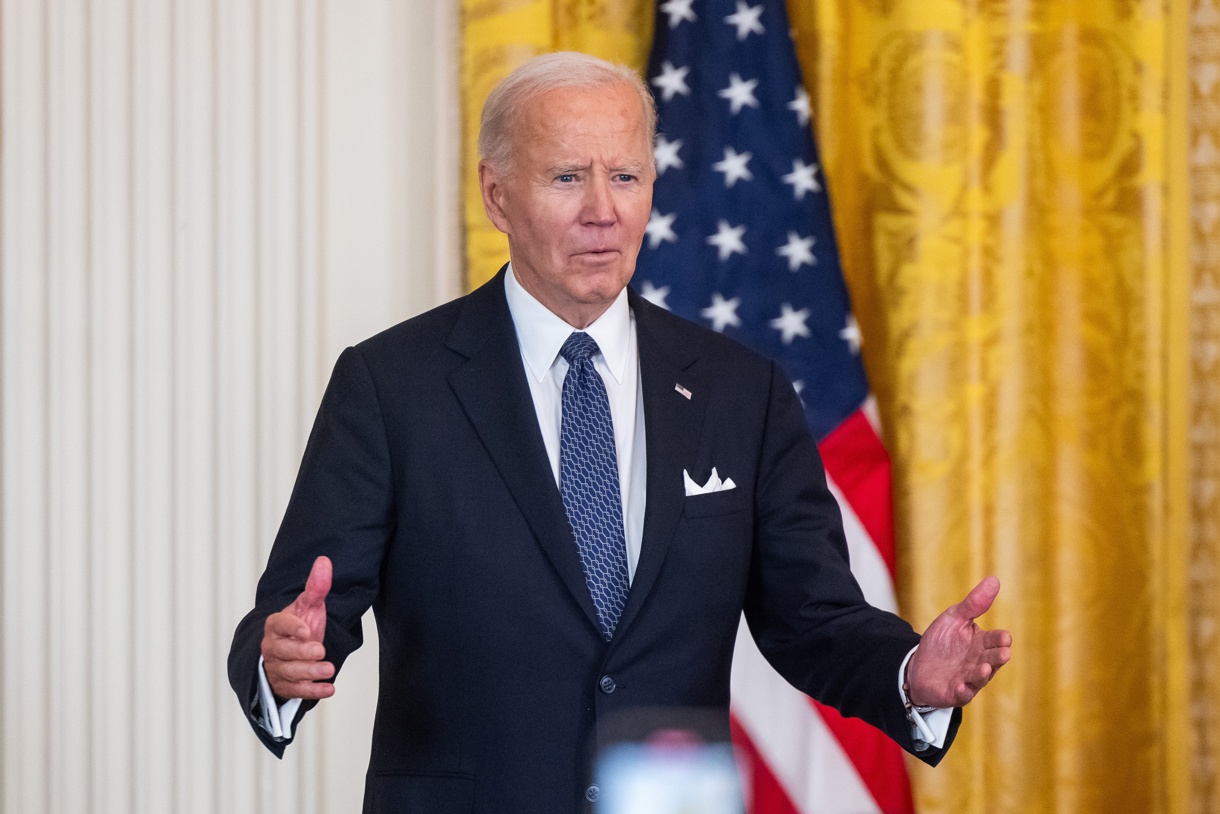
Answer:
(480, 81, 655, 328)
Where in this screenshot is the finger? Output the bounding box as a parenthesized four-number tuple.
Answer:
(296, 556, 333, 611)
(265, 612, 311, 642)
(268, 659, 335, 684)
(264, 635, 327, 664)
(964, 672, 993, 694)
(988, 646, 1012, 670)
(270, 679, 336, 701)
(957, 575, 1001, 620)
(980, 628, 1013, 650)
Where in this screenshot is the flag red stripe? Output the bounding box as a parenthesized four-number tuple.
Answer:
(817, 410, 896, 577)
(730, 713, 802, 814)
(811, 701, 915, 814)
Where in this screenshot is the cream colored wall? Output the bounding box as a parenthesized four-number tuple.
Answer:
(0, 1, 461, 812)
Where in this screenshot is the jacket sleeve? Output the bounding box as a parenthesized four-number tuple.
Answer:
(228, 345, 395, 757)
(741, 361, 961, 765)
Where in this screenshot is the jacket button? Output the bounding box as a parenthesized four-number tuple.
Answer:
(585, 784, 600, 802)
(599, 675, 616, 694)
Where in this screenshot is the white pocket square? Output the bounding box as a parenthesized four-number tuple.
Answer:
(683, 467, 736, 496)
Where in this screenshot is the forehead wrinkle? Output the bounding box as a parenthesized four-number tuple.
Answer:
(510, 84, 653, 178)
(543, 163, 590, 178)
(545, 157, 645, 173)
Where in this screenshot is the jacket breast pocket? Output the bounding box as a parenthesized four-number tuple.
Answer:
(364, 772, 474, 814)
(683, 489, 749, 519)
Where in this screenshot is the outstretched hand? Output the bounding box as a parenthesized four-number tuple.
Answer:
(261, 556, 336, 701)
(906, 576, 1012, 709)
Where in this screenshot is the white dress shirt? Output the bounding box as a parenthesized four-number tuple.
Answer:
(502, 264, 648, 581)
(255, 266, 949, 749)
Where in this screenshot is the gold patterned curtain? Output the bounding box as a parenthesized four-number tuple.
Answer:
(787, 2, 1193, 812)
(459, 1, 1214, 812)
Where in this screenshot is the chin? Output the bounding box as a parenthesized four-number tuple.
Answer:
(571, 262, 628, 290)
(584, 274, 631, 302)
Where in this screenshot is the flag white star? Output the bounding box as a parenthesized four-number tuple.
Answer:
(706, 220, 748, 262)
(718, 73, 760, 115)
(770, 303, 812, 344)
(645, 209, 679, 249)
(701, 292, 742, 332)
(724, 1, 765, 40)
(788, 86, 811, 127)
(654, 135, 684, 175)
(660, 0, 697, 28)
(639, 280, 672, 310)
(712, 146, 754, 188)
(776, 231, 816, 271)
(652, 61, 692, 102)
(839, 314, 862, 353)
(781, 159, 822, 200)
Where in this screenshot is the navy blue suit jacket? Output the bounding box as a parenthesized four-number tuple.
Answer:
(228, 269, 959, 813)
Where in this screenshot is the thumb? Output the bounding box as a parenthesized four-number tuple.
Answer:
(297, 556, 332, 611)
(956, 575, 1000, 621)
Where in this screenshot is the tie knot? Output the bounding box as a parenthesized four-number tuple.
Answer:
(560, 332, 601, 365)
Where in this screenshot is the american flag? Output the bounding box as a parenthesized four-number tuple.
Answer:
(633, 1, 915, 812)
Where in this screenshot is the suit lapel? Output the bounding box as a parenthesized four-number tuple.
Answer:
(613, 290, 709, 640)
(446, 270, 602, 633)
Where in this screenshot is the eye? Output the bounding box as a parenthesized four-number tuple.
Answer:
(557, 173, 576, 183)
(616, 174, 636, 182)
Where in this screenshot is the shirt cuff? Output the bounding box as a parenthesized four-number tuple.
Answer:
(256, 656, 303, 742)
(898, 646, 953, 750)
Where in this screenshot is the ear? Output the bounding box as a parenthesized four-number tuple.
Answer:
(479, 160, 512, 235)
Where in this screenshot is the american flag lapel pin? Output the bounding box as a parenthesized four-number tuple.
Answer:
(674, 383, 692, 400)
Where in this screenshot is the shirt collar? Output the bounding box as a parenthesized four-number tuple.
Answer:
(504, 263, 631, 385)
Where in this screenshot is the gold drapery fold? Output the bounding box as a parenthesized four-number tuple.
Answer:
(458, 1, 1198, 811)
(460, 0, 653, 289)
(787, 1, 1192, 811)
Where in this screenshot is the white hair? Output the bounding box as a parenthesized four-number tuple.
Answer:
(478, 51, 657, 176)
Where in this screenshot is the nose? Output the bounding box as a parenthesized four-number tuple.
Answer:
(581, 176, 616, 226)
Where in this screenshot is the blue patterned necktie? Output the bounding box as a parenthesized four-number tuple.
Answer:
(559, 331, 631, 641)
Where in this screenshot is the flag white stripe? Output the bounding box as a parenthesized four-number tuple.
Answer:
(826, 476, 898, 614)
(860, 396, 884, 441)
(732, 621, 882, 814)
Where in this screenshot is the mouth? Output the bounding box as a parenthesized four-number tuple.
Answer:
(576, 248, 620, 258)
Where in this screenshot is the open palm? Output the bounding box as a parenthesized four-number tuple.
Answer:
(907, 576, 1012, 708)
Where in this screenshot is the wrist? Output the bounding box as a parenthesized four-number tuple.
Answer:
(902, 655, 934, 712)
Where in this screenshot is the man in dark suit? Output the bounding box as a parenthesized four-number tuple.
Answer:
(229, 51, 1011, 813)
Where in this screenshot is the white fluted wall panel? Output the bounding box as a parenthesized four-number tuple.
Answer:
(0, 1, 460, 812)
